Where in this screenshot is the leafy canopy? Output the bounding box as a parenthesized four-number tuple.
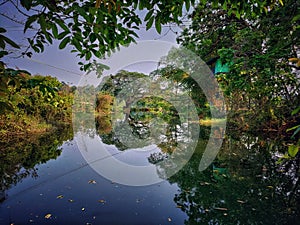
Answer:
(0, 0, 285, 70)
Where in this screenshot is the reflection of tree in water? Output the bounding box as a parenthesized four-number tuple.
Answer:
(167, 131, 300, 225)
(0, 125, 73, 202)
(95, 70, 185, 154)
(96, 103, 182, 153)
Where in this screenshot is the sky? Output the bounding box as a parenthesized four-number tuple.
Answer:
(0, 3, 190, 86)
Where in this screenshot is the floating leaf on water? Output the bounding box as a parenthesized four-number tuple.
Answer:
(200, 182, 210, 186)
(98, 199, 106, 203)
(88, 180, 97, 184)
(44, 214, 52, 219)
(214, 207, 228, 211)
(56, 195, 64, 199)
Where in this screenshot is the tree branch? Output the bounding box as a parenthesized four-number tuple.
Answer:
(8, 0, 30, 17)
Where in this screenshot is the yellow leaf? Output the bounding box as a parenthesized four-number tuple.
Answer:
(279, 0, 284, 6)
(44, 214, 52, 219)
(288, 58, 299, 63)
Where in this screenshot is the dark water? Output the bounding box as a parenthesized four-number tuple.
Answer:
(0, 124, 299, 225)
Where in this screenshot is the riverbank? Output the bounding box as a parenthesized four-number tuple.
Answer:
(0, 114, 72, 146)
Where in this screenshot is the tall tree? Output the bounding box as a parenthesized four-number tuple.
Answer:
(177, 0, 300, 130)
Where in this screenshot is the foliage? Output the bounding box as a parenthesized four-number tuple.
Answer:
(177, 0, 300, 131)
(0, 0, 286, 70)
(0, 67, 74, 136)
(150, 65, 211, 118)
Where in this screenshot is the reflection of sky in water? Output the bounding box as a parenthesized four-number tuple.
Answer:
(91, 134, 161, 167)
(0, 137, 186, 225)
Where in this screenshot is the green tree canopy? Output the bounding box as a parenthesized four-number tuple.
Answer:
(177, 0, 300, 130)
(0, 0, 286, 70)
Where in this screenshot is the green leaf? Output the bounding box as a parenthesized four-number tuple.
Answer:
(86, 51, 92, 60)
(0, 38, 5, 49)
(0, 35, 20, 49)
(291, 106, 300, 115)
(146, 16, 154, 30)
(55, 19, 69, 32)
(138, 1, 144, 10)
(93, 50, 101, 58)
(287, 124, 300, 132)
(59, 36, 70, 49)
(72, 38, 82, 51)
(145, 10, 154, 21)
(24, 15, 38, 32)
(292, 14, 300, 23)
(89, 33, 97, 43)
(76, 6, 90, 22)
(185, 0, 191, 11)
(155, 17, 162, 34)
(288, 144, 299, 157)
(20, 0, 32, 10)
(0, 28, 6, 33)
(57, 31, 70, 40)
(0, 50, 8, 58)
(51, 23, 58, 39)
(39, 14, 47, 33)
(45, 32, 53, 44)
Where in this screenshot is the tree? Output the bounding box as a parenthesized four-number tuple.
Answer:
(177, 0, 300, 131)
(0, 0, 286, 70)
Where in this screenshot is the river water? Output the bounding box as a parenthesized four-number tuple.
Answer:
(0, 124, 299, 225)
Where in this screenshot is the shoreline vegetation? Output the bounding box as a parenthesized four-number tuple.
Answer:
(0, 69, 74, 145)
(1, 69, 299, 143)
